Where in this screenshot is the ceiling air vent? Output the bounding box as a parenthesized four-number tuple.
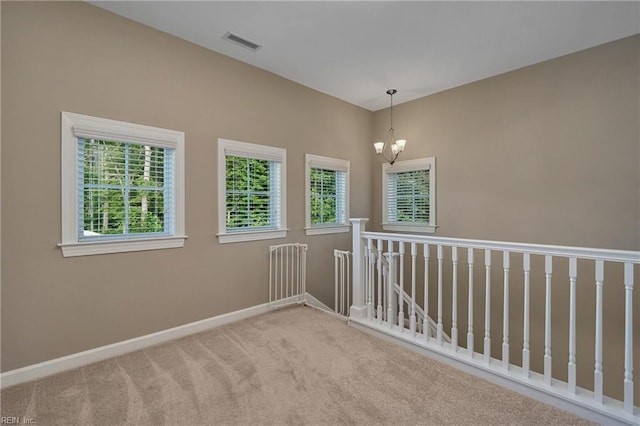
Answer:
(223, 32, 261, 51)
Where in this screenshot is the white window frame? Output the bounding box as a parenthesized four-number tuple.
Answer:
(382, 157, 437, 233)
(59, 112, 186, 257)
(305, 154, 350, 236)
(217, 138, 287, 244)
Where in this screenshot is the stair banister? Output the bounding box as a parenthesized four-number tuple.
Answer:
(349, 218, 368, 319)
(345, 219, 639, 424)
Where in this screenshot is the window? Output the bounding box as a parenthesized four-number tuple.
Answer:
(305, 154, 350, 235)
(382, 157, 436, 233)
(218, 139, 287, 243)
(59, 112, 186, 257)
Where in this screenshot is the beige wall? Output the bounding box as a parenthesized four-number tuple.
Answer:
(1, 2, 372, 371)
(371, 35, 639, 250)
(371, 35, 639, 403)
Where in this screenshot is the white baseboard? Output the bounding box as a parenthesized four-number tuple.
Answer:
(1, 302, 273, 389)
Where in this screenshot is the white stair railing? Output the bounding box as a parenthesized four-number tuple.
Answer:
(339, 244, 442, 337)
(393, 282, 445, 342)
(269, 243, 307, 307)
(348, 218, 639, 424)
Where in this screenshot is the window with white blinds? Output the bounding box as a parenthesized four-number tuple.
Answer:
(225, 156, 280, 230)
(310, 168, 344, 224)
(382, 157, 436, 233)
(78, 139, 173, 239)
(59, 112, 186, 257)
(218, 139, 287, 243)
(305, 154, 350, 235)
(387, 169, 429, 223)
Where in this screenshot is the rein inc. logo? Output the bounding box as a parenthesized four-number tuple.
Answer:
(0, 418, 34, 425)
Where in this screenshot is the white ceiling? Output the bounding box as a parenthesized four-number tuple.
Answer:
(91, 1, 640, 111)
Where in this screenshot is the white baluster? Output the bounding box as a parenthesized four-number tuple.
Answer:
(367, 239, 374, 320)
(423, 244, 430, 341)
(484, 249, 491, 363)
(522, 253, 531, 378)
(334, 249, 339, 314)
(398, 242, 405, 333)
(387, 241, 395, 329)
(410, 242, 417, 336)
(502, 251, 510, 370)
(377, 239, 383, 324)
(544, 255, 553, 385)
(452, 246, 459, 352)
(568, 257, 577, 394)
(467, 248, 474, 357)
(382, 265, 388, 322)
(594, 260, 604, 403)
(437, 245, 444, 346)
(623, 263, 634, 414)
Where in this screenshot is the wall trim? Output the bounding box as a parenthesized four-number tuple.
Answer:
(0, 302, 273, 389)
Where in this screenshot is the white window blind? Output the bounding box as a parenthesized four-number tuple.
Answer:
(225, 155, 281, 231)
(310, 168, 346, 225)
(386, 168, 430, 223)
(77, 138, 174, 240)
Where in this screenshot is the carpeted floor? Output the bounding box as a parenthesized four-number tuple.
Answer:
(1, 305, 593, 425)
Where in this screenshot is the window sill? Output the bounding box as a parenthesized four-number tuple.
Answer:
(305, 225, 350, 236)
(217, 229, 288, 244)
(58, 235, 187, 257)
(382, 223, 437, 234)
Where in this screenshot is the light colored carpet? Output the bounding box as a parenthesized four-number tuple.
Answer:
(1, 305, 593, 425)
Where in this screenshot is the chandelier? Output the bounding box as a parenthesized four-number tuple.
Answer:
(373, 89, 406, 165)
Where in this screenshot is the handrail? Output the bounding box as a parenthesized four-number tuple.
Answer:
(394, 282, 424, 320)
(393, 282, 450, 343)
(370, 244, 390, 270)
(362, 231, 640, 263)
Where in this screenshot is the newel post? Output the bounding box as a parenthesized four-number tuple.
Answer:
(350, 218, 369, 319)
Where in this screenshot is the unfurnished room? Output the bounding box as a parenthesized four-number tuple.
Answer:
(1, 1, 639, 425)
